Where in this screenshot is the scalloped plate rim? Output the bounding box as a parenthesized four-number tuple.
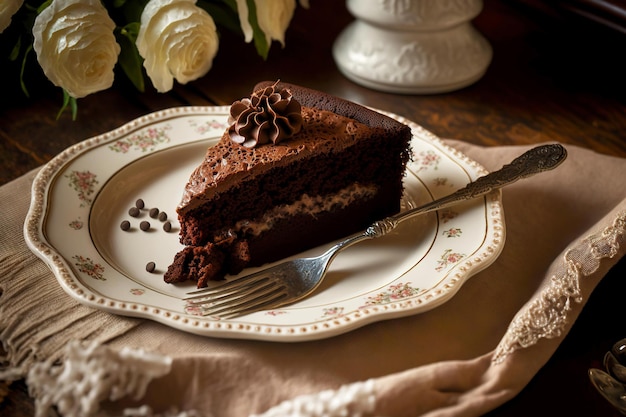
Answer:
(23, 105, 505, 342)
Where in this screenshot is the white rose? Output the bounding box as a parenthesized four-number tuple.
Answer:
(235, 0, 307, 46)
(234, 0, 253, 42)
(254, 0, 296, 47)
(0, 0, 24, 33)
(32, 0, 120, 98)
(136, 0, 219, 93)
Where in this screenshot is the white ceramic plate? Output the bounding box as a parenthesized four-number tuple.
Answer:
(24, 106, 505, 341)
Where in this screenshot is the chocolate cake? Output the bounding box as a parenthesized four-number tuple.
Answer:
(165, 81, 412, 287)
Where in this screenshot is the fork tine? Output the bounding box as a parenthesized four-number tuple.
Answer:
(216, 293, 290, 319)
(190, 284, 288, 317)
(186, 277, 281, 307)
(184, 270, 273, 300)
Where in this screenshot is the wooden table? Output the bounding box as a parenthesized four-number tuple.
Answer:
(1, 0, 625, 415)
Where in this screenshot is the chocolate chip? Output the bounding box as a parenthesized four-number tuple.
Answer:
(149, 207, 159, 218)
(163, 221, 172, 232)
(128, 207, 140, 217)
(120, 220, 131, 231)
(158, 211, 167, 222)
(140, 221, 150, 231)
(146, 262, 156, 273)
(135, 199, 145, 209)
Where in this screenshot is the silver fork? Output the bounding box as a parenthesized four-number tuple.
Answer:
(184, 143, 567, 318)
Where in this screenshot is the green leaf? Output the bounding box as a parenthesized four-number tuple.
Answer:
(19, 44, 33, 98)
(116, 22, 145, 92)
(202, 0, 270, 57)
(117, 0, 149, 23)
(244, 0, 269, 59)
(219, 0, 238, 12)
(9, 36, 22, 61)
(70, 95, 78, 120)
(57, 90, 78, 121)
(197, 0, 241, 34)
(36, 0, 52, 14)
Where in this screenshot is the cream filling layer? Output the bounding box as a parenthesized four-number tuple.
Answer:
(219, 183, 378, 238)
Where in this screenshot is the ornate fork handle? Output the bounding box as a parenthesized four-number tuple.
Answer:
(184, 144, 568, 317)
(339, 144, 567, 249)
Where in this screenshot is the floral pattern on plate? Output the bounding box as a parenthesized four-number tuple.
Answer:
(24, 106, 505, 342)
(66, 170, 99, 207)
(362, 282, 423, 307)
(72, 255, 106, 281)
(108, 124, 172, 153)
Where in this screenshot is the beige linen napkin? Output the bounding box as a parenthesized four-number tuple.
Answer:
(1, 140, 625, 417)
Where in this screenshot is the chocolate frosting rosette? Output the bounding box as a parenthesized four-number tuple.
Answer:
(228, 83, 304, 148)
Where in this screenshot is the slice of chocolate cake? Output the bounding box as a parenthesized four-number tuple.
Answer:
(165, 81, 412, 287)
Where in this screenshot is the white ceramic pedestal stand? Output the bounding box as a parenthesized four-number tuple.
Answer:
(332, 0, 493, 94)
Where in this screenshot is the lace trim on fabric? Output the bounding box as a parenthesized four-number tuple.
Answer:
(252, 379, 376, 417)
(26, 340, 172, 417)
(493, 210, 626, 364)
